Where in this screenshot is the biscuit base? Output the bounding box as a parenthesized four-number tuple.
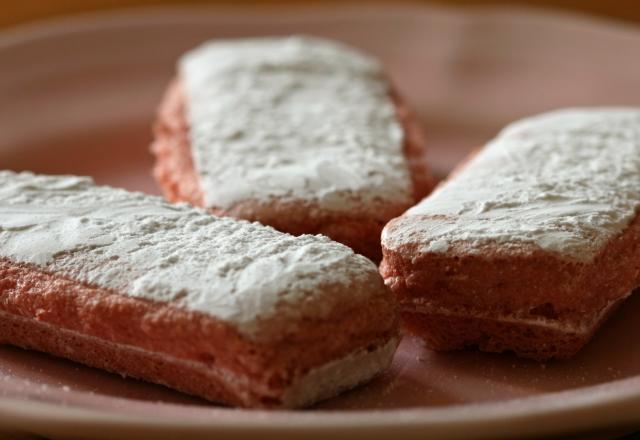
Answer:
(1, 256, 398, 408)
(0, 310, 398, 408)
(400, 297, 627, 361)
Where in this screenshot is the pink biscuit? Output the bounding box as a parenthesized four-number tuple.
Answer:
(0, 171, 399, 408)
(152, 38, 433, 262)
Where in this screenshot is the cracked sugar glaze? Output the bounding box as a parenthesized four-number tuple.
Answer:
(0, 171, 380, 336)
(179, 35, 412, 212)
(382, 108, 640, 260)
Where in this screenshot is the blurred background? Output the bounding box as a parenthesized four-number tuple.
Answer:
(3, 0, 640, 28)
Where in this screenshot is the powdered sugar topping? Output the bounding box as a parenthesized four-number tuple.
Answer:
(382, 108, 640, 261)
(0, 171, 381, 336)
(180, 36, 411, 213)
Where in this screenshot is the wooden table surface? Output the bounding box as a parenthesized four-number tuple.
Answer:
(3, 0, 640, 29)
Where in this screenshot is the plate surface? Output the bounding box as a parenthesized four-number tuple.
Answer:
(2, 4, 640, 439)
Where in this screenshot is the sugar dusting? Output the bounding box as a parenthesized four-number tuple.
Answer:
(383, 108, 640, 260)
(0, 171, 381, 336)
(282, 337, 398, 408)
(180, 36, 412, 214)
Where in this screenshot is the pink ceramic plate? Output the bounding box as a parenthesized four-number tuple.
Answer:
(2, 4, 640, 439)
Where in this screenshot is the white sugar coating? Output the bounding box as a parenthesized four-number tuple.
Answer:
(282, 336, 398, 408)
(0, 171, 382, 336)
(382, 108, 640, 261)
(179, 35, 412, 213)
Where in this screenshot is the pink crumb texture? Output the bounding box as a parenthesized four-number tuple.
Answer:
(0, 258, 398, 408)
(380, 155, 640, 361)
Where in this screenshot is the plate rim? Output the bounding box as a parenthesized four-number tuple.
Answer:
(1, 376, 640, 437)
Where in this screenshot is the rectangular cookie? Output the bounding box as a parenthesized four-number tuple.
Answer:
(381, 108, 640, 360)
(151, 36, 433, 261)
(0, 171, 398, 408)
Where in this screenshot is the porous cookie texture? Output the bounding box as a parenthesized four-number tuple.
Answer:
(381, 108, 640, 360)
(152, 36, 433, 261)
(0, 170, 398, 407)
